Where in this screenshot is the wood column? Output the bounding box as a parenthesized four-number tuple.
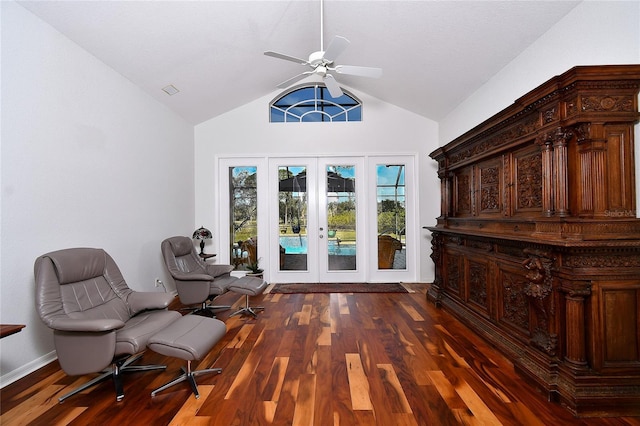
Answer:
(552, 127, 571, 217)
(560, 283, 591, 367)
(539, 132, 554, 217)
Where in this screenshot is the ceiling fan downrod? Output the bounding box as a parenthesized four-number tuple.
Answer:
(319, 0, 325, 52)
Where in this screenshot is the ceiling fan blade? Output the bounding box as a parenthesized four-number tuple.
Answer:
(264, 51, 309, 65)
(277, 72, 313, 88)
(323, 36, 350, 63)
(323, 74, 343, 98)
(334, 65, 383, 79)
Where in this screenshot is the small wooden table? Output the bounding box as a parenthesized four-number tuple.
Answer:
(0, 324, 25, 338)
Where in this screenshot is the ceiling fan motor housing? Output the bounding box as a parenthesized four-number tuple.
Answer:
(309, 51, 329, 67)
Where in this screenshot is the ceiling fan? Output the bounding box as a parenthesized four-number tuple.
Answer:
(264, 0, 382, 98)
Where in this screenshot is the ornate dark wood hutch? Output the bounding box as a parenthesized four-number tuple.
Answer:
(427, 65, 640, 417)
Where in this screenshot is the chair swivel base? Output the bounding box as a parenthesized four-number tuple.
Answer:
(58, 353, 167, 403)
(151, 360, 221, 399)
(229, 295, 264, 318)
(182, 302, 232, 317)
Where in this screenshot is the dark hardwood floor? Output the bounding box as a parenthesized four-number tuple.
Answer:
(1, 284, 638, 425)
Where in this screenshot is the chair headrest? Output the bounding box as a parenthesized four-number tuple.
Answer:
(44, 248, 106, 284)
(167, 236, 194, 257)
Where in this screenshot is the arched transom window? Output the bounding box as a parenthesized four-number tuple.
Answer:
(270, 85, 362, 122)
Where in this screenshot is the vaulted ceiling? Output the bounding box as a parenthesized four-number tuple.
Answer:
(18, 0, 581, 124)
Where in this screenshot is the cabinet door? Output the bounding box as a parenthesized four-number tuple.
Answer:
(465, 254, 492, 318)
(453, 166, 473, 217)
(593, 281, 640, 372)
(476, 158, 503, 217)
(443, 249, 463, 300)
(496, 262, 532, 341)
(512, 146, 544, 217)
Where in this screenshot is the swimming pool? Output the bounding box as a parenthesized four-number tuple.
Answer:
(280, 236, 356, 256)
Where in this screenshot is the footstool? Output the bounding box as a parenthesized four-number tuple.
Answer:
(149, 315, 226, 399)
(227, 275, 268, 318)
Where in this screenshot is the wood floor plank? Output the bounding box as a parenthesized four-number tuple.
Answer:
(329, 326, 361, 425)
(261, 356, 289, 402)
(263, 400, 277, 424)
(168, 384, 214, 426)
(312, 345, 333, 426)
(427, 370, 472, 410)
(345, 353, 373, 411)
(399, 301, 425, 322)
(298, 304, 313, 326)
(225, 323, 255, 349)
(377, 363, 413, 413)
(224, 330, 266, 400)
(292, 373, 316, 426)
(3, 284, 640, 425)
(0, 377, 72, 425)
(337, 293, 350, 315)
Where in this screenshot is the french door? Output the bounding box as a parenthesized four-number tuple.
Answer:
(269, 157, 366, 283)
(219, 155, 416, 284)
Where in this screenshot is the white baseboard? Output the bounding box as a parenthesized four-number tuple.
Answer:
(0, 350, 57, 389)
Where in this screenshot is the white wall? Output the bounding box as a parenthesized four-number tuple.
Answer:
(195, 89, 440, 282)
(0, 2, 195, 386)
(440, 1, 640, 143)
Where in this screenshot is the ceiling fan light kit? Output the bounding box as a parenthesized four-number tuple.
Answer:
(264, 0, 382, 99)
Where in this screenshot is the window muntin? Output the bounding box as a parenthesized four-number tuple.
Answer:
(270, 85, 362, 122)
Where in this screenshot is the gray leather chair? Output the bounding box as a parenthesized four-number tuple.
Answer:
(161, 236, 236, 316)
(34, 248, 181, 402)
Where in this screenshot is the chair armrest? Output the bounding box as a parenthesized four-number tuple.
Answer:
(49, 317, 125, 332)
(170, 271, 214, 282)
(127, 291, 174, 313)
(205, 264, 234, 277)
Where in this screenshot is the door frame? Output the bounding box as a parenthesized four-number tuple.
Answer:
(217, 156, 269, 279)
(316, 157, 366, 282)
(217, 154, 418, 284)
(268, 156, 367, 283)
(268, 157, 318, 283)
(366, 155, 417, 283)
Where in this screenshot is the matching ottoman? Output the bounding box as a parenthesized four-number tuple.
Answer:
(227, 275, 268, 318)
(149, 315, 226, 399)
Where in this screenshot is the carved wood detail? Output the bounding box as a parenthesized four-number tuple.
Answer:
(501, 272, 530, 332)
(515, 150, 543, 210)
(469, 261, 488, 308)
(522, 248, 556, 356)
(426, 65, 640, 417)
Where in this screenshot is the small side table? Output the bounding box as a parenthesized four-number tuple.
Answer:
(1, 324, 25, 339)
(199, 253, 216, 261)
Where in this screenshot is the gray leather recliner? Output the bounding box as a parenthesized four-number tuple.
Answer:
(34, 247, 181, 402)
(161, 236, 236, 316)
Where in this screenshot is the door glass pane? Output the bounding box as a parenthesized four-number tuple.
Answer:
(377, 165, 406, 269)
(229, 166, 258, 270)
(327, 165, 356, 271)
(278, 166, 308, 271)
